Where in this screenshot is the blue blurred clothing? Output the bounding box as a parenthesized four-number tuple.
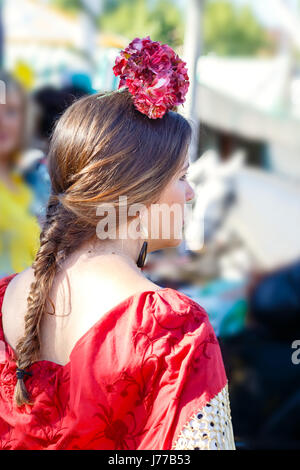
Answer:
(179, 279, 247, 338)
(250, 259, 300, 339)
(221, 259, 300, 449)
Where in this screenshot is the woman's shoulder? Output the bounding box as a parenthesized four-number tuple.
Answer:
(0, 269, 34, 338)
(0, 274, 18, 303)
(1, 268, 34, 300)
(1, 269, 34, 321)
(69, 284, 214, 366)
(117, 285, 214, 356)
(71, 284, 220, 384)
(148, 286, 210, 326)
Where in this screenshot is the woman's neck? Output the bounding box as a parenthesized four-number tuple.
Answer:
(61, 237, 146, 278)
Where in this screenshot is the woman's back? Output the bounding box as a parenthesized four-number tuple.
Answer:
(2, 250, 160, 367)
(0, 272, 234, 450)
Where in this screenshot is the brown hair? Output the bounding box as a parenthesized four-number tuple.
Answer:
(13, 88, 192, 406)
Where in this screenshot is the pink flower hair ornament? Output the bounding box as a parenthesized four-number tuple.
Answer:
(111, 36, 190, 119)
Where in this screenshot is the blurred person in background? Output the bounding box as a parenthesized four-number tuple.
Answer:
(0, 71, 40, 277)
(32, 72, 95, 156)
(221, 259, 300, 449)
(27, 79, 94, 220)
(32, 85, 87, 155)
(10, 72, 95, 229)
(27, 74, 95, 220)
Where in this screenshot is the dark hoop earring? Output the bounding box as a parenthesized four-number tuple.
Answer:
(136, 241, 148, 268)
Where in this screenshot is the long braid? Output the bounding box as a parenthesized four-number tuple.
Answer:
(14, 195, 63, 406)
(13, 194, 94, 406)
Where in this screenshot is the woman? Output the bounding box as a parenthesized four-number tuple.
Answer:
(0, 37, 235, 450)
(0, 72, 40, 276)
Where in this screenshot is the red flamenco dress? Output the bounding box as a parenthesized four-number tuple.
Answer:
(0, 274, 235, 450)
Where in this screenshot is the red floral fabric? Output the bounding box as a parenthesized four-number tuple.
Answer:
(0, 273, 227, 450)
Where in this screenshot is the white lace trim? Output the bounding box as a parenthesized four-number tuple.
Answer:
(172, 383, 236, 450)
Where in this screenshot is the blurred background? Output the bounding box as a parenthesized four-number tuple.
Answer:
(1, 0, 300, 450)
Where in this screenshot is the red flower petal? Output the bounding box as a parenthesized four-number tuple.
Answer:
(112, 36, 189, 119)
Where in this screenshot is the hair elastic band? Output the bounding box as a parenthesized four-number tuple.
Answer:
(16, 368, 33, 380)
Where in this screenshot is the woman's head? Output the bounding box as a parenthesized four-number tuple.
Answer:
(0, 72, 30, 166)
(48, 87, 194, 251)
(14, 87, 194, 406)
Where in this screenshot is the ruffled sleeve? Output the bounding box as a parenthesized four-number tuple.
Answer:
(131, 289, 232, 450)
(0, 282, 234, 450)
